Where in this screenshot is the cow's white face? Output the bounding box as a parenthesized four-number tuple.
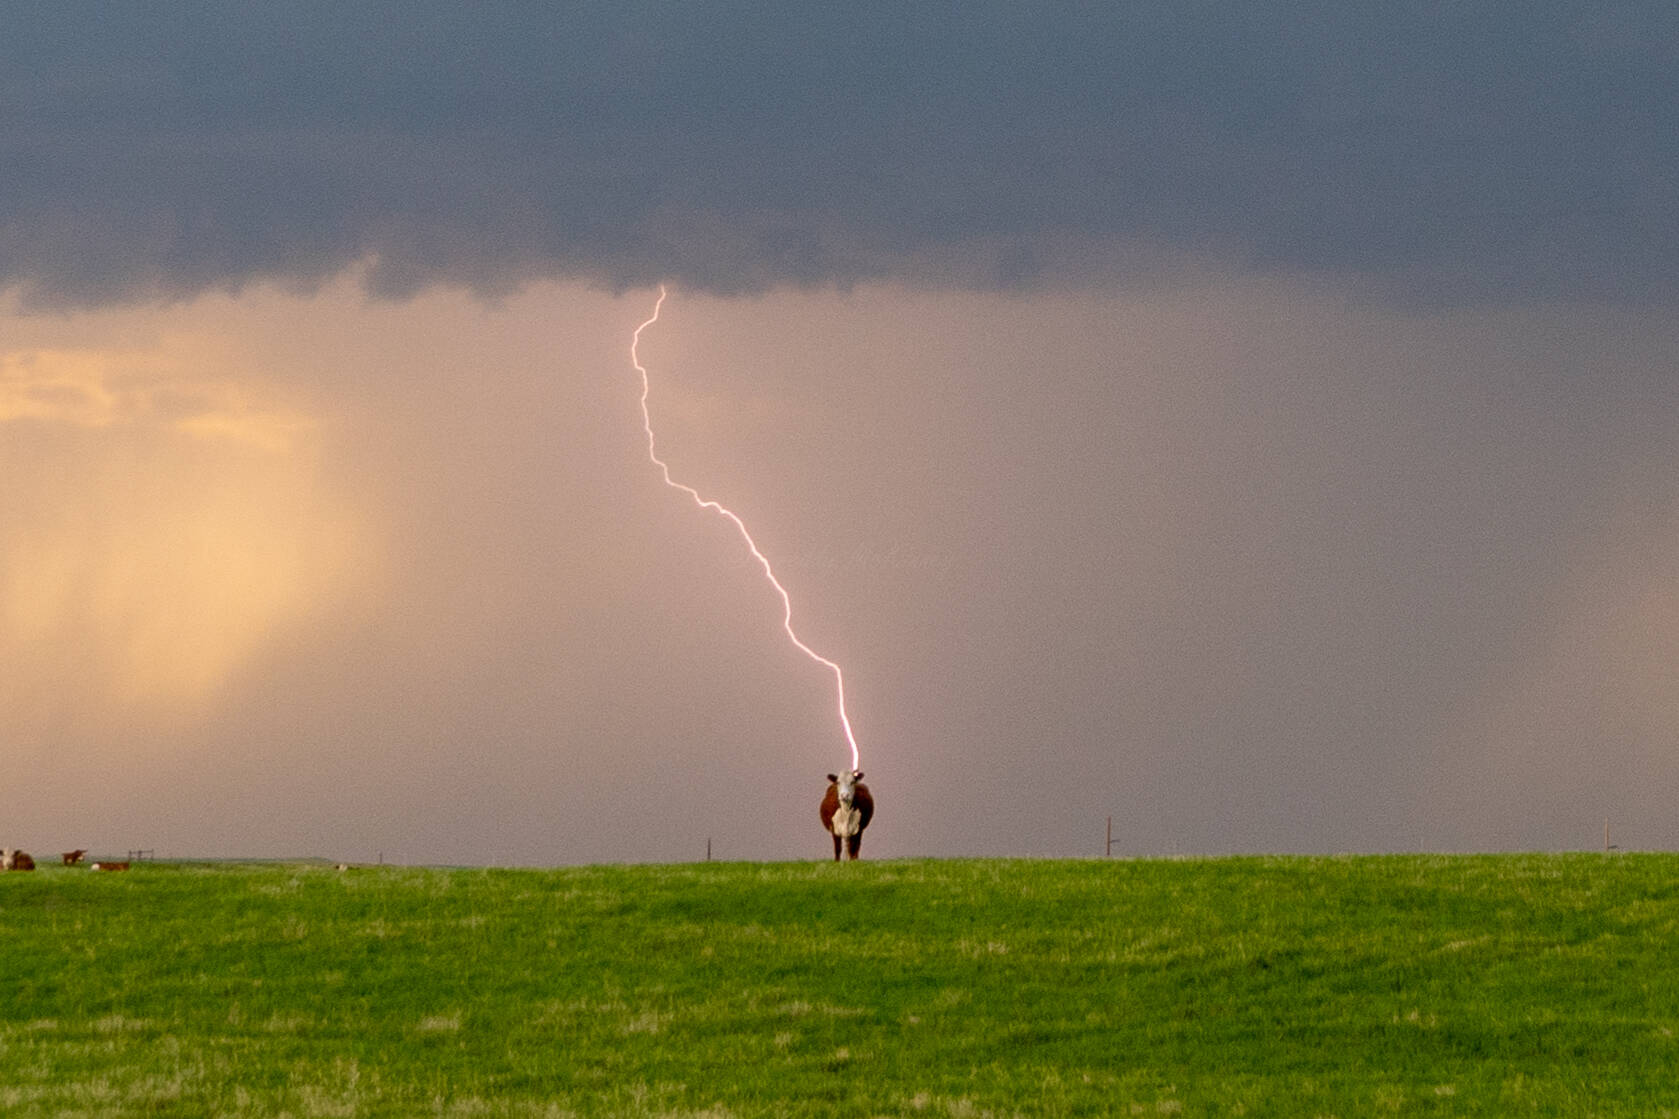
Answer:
(830, 770, 864, 804)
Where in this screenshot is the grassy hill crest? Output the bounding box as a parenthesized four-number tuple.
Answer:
(3, 854, 1676, 1116)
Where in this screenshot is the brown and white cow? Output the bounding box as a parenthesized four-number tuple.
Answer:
(90, 861, 130, 871)
(62, 849, 87, 866)
(819, 771, 874, 861)
(1, 848, 36, 871)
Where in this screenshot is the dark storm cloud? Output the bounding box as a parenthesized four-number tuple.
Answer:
(4, 2, 1676, 307)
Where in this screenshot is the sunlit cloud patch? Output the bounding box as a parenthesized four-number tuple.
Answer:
(0, 338, 368, 721)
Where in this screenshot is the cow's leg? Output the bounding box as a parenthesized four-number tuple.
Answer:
(832, 833, 843, 861)
(847, 833, 862, 860)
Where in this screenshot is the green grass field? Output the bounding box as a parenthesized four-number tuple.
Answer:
(3, 855, 1678, 1117)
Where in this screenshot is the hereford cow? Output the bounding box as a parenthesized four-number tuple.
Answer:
(819, 771, 874, 861)
(90, 861, 130, 871)
(1, 848, 36, 871)
(62, 849, 87, 866)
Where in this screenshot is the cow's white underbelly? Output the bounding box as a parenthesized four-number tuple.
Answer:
(830, 805, 862, 837)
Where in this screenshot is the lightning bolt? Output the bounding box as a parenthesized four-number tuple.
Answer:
(631, 285, 862, 771)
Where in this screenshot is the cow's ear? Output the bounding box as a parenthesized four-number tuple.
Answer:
(826, 774, 838, 783)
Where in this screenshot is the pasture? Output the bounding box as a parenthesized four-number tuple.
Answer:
(2, 855, 1678, 1116)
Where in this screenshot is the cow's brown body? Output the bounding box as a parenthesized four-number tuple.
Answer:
(819, 772, 875, 861)
(2, 849, 35, 871)
(90, 861, 130, 871)
(62, 849, 87, 866)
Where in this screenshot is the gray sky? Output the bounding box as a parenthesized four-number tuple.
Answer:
(3, 4, 1677, 862)
(6, 3, 1678, 306)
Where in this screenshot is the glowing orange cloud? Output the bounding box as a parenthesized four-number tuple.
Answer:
(1, 344, 319, 451)
(0, 340, 367, 721)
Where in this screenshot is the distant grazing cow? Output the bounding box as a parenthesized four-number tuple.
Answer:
(90, 861, 130, 872)
(1, 848, 36, 871)
(62, 849, 87, 866)
(819, 771, 875, 861)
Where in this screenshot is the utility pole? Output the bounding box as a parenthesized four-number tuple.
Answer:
(1106, 815, 1112, 857)
(706, 837, 712, 862)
